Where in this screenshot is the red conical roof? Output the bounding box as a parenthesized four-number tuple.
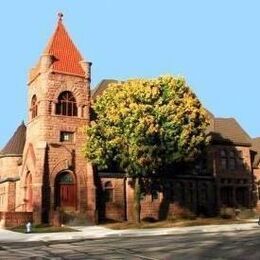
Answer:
(43, 14, 85, 76)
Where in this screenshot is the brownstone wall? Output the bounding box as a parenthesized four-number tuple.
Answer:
(0, 183, 8, 211)
(0, 156, 21, 179)
(0, 212, 33, 228)
(7, 182, 16, 211)
(0, 181, 19, 212)
(19, 56, 92, 224)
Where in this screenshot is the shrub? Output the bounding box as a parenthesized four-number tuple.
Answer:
(237, 208, 259, 219)
(169, 203, 196, 220)
(220, 207, 235, 219)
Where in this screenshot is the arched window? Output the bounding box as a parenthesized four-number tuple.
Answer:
(220, 150, 228, 170)
(55, 91, 77, 116)
(31, 95, 38, 119)
(104, 181, 114, 203)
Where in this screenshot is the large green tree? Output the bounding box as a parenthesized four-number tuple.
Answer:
(84, 75, 209, 222)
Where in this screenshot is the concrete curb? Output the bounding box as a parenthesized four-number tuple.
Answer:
(0, 220, 259, 243)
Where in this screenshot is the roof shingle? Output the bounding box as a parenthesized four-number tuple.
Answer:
(209, 118, 251, 146)
(31, 16, 85, 79)
(44, 18, 85, 76)
(1, 122, 26, 156)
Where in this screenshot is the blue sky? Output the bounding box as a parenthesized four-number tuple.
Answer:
(0, 0, 259, 148)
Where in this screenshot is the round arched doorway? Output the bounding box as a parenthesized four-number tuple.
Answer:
(54, 171, 77, 210)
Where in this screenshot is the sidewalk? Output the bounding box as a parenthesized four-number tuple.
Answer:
(0, 219, 259, 243)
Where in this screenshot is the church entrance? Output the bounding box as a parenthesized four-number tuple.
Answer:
(54, 171, 76, 210)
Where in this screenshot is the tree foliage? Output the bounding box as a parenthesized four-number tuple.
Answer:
(84, 75, 209, 177)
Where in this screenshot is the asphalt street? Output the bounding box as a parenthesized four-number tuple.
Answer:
(0, 229, 260, 259)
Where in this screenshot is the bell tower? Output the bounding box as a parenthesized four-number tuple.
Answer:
(22, 13, 95, 224)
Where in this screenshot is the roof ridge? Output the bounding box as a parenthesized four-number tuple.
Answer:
(32, 14, 86, 78)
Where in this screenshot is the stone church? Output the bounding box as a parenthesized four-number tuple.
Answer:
(0, 15, 260, 227)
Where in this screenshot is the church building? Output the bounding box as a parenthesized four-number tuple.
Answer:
(0, 14, 260, 227)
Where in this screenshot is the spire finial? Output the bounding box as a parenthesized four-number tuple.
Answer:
(58, 12, 64, 22)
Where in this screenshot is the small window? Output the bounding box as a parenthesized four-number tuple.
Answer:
(31, 95, 38, 119)
(151, 191, 159, 201)
(60, 131, 74, 142)
(104, 181, 114, 203)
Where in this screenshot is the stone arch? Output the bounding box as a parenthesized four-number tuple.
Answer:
(50, 159, 72, 186)
(20, 143, 37, 211)
(20, 143, 36, 185)
(53, 84, 87, 106)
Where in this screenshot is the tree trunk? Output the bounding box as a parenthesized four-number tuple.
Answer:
(134, 177, 141, 223)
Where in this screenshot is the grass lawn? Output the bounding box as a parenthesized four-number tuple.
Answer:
(102, 217, 253, 230)
(9, 224, 79, 234)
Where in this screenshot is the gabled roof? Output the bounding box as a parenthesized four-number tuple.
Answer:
(91, 79, 119, 100)
(252, 137, 260, 168)
(209, 118, 252, 147)
(31, 14, 85, 79)
(1, 122, 26, 156)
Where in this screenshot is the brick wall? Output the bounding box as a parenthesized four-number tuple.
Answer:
(99, 178, 126, 222)
(0, 212, 33, 228)
(98, 176, 215, 222)
(210, 145, 252, 177)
